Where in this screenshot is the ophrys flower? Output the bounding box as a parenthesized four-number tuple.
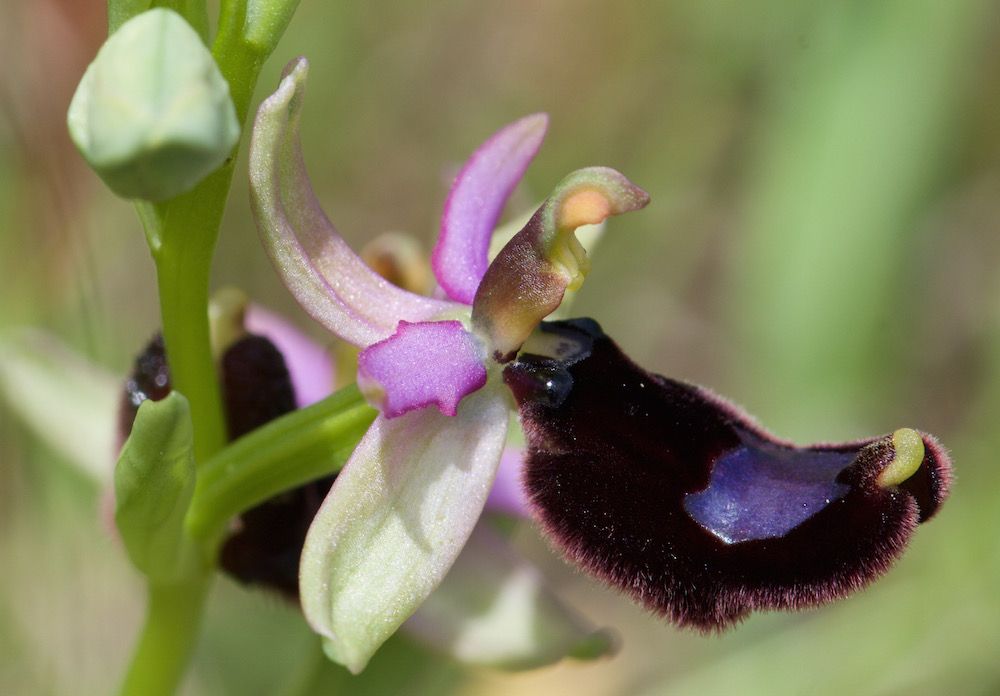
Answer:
(249, 57, 647, 672)
(250, 57, 951, 673)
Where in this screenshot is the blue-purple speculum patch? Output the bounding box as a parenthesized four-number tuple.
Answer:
(504, 318, 951, 630)
(683, 434, 852, 544)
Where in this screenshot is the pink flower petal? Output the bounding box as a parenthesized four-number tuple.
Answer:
(357, 320, 487, 418)
(485, 447, 530, 518)
(432, 114, 548, 304)
(250, 58, 460, 348)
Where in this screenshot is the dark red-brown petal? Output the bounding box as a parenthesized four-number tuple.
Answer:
(503, 319, 951, 630)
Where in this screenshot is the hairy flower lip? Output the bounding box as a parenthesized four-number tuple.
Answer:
(250, 55, 952, 664)
(505, 318, 952, 630)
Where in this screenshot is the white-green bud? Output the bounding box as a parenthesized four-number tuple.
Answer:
(67, 9, 240, 202)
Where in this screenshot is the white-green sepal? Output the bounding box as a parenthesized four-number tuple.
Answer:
(299, 385, 509, 673)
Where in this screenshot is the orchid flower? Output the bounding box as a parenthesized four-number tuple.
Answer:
(249, 57, 646, 672)
(249, 57, 952, 673)
(112, 290, 606, 670)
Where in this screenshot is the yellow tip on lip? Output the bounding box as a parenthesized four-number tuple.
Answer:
(558, 188, 613, 230)
(877, 428, 925, 488)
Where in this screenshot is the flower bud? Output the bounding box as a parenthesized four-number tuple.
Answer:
(67, 9, 240, 201)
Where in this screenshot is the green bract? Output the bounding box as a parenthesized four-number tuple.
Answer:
(67, 8, 239, 201)
(115, 392, 198, 582)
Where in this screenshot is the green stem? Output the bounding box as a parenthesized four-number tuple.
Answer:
(119, 5, 279, 696)
(215, 0, 266, 120)
(149, 183, 230, 465)
(139, 0, 268, 466)
(114, 0, 314, 692)
(153, 0, 210, 41)
(187, 385, 376, 547)
(118, 577, 212, 696)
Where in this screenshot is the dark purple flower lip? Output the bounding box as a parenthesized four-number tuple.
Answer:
(504, 319, 951, 630)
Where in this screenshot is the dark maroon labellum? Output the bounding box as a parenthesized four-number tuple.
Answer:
(218, 475, 334, 598)
(505, 319, 951, 630)
(221, 335, 297, 440)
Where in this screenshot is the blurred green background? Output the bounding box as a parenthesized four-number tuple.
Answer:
(2, 1, 1000, 694)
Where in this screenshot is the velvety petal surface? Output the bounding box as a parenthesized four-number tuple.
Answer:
(433, 114, 548, 304)
(504, 319, 951, 630)
(405, 521, 615, 670)
(299, 385, 509, 673)
(220, 334, 298, 440)
(250, 57, 458, 348)
(356, 320, 487, 418)
(473, 168, 649, 360)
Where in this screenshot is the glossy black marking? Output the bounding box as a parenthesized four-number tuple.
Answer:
(119, 334, 171, 440)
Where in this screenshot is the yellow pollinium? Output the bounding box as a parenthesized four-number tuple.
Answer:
(877, 428, 925, 488)
(549, 230, 590, 291)
(558, 188, 613, 229)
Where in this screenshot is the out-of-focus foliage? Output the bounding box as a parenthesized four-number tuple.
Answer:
(2, 1, 999, 694)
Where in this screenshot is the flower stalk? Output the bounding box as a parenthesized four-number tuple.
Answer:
(186, 385, 376, 550)
(118, 578, 212, 696)
(100, 2, 305, 695)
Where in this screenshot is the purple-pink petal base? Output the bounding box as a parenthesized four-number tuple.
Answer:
(357, 320, 487, 418)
